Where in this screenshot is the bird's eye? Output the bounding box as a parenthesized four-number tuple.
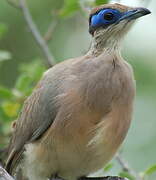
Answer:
(104, 13, 114, 21)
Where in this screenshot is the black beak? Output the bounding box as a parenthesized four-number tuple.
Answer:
(119, 7, 151, 21)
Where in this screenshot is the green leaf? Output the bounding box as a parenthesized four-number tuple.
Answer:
(19, 60, 45, 82)
(143, 164, 156, 176)
(0, 50, 12, 62)
(2, 101, 20, 118)
(0, 107, 10, 122)
(95, 0, 109, 5)
(0, 23, 8, 39)
(119, 171, 135, 180)
(104, 163, 114, 172)
(60, 0, 80, 17)
(15, 74, 32, 92)
(0, 86, 14, 99)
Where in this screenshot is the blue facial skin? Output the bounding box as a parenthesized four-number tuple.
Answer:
(91, 9, 123, 27)
(91, 8, 151, 28)
(89, 8, 151, 35)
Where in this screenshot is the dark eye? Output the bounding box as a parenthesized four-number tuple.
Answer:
(104, 13, 114, 21)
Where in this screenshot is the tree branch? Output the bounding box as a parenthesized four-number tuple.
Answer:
(0, 166, 15, 180)
(44, 20, 58, 43)
(0, 165, 127, 180)
(79, 177, 127, 180)
(5, 0, 20, 9)
(116, 153, 143, 180)
(18, 0, 56, 67)
(6, 0, 56, 67)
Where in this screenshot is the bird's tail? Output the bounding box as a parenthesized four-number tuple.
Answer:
(5, 149, 23, 175)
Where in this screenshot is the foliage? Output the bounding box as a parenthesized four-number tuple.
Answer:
(95, 0, 109, 5)
(0, 23, 11, 64)
(60, 0, 109, 17)
(0, 59, 45, 147)
(0, 23, 8, 39)
(0, 50, 11, 62)
(119, 171, 135, 180)
(141, 165, 156, 179)
(0, 21, 45, 146)
(60, 0, 80, 17)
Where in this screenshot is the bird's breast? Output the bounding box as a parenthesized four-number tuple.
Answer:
(79, 59, 136, 172)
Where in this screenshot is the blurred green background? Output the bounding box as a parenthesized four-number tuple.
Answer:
(0, 0, 156, 179)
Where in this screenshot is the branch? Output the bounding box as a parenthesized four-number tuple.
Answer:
(79, 177, 127, 180)
(6, 0, 56, 67)
(0, 166, 15, 180)
(50, 177, 127, 180)
(44, 20, 58, 42)
(116, 153, 143, 180)
(5, 0, 19, 9)
(0, 166, 127, 180)
(18, 0, 56, 67)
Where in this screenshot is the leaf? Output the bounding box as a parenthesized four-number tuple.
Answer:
(0, 50, 12, 62)
(0, 23, 8, 39)
(119, 171, 135, 180)
(60, 0, 80, 17)
(0, 86, 14, 99)
(95, 0, 109, 5)
(19, 60, 45, 82)
(104, 163, 114, 172)
(2, 101, 20, 118)
(143, 164, 156, 176)
(0, 107, 10, 123)
(15, 74, 32, 92)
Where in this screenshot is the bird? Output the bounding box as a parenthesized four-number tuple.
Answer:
(5, 3, 151, 180)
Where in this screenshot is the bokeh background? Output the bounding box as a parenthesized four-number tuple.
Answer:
(0, 0, 155, 179)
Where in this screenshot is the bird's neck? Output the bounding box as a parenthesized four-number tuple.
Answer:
(88, 32, 122, 57)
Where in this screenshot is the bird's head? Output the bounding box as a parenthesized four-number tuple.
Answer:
(89, 3, 151, 54)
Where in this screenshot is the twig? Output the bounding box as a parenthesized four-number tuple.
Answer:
(0, 165, 127, 180)
(5, 0, 19, 9)
(79, 177, 127, 180)
(116, 153, 143, 180)
(6, 0, 56, 67)
(44, 20, 58, 42)
(18, 0, 56, 67)
(0, 165, 15, 180)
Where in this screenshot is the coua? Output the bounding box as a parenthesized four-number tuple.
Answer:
(6, 3, 151, 180)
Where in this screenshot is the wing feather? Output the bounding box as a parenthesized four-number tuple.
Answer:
(5, 72, 59, 174)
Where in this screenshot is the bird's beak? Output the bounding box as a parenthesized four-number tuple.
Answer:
(119, 7, 151, 22)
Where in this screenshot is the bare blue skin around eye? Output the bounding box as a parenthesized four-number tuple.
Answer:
(90, 8, 151, 28)
(91, 9, 122, 27)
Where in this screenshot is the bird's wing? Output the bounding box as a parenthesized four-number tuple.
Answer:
(5, 71, 60, 174)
